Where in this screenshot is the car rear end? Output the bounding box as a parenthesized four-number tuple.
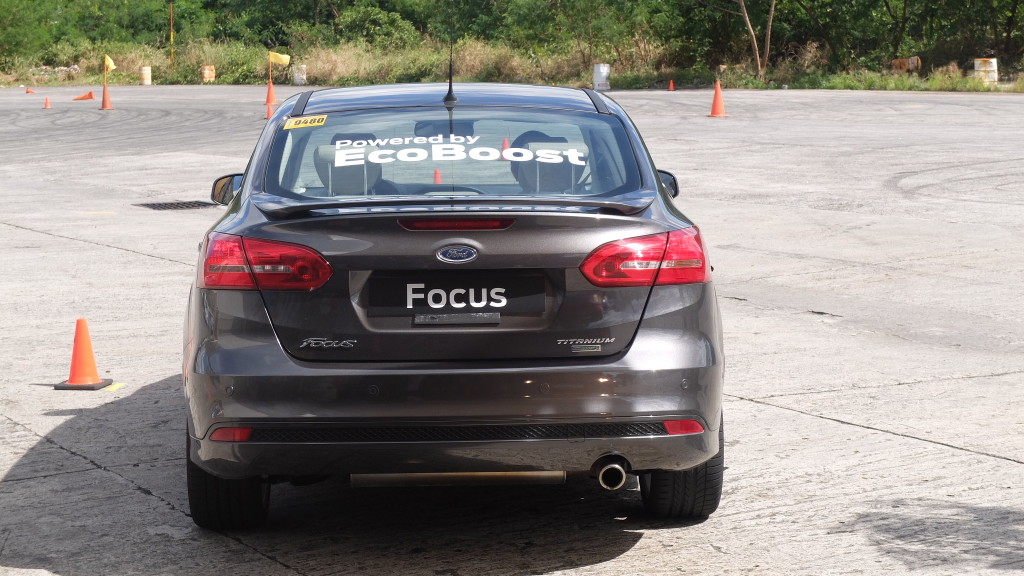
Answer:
(183, 84, 724, 528)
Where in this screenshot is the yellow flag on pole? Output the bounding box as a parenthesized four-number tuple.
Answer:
(104, 55, 117, 72)
(268, 51, 291, 66)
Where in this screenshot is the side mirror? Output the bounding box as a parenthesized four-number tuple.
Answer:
(211, 174, 243, 205)
(657, 169, 679, 198)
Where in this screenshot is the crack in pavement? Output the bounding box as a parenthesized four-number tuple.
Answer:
(734, 369, 1024, 400)
(1, 415, 182, 502)
(0, 221, 194, 267)
(726, 393, 1024, 466)
(0, 457, 191, 485)
(1, 413, 305, 575)
(212, 532, 307, 576)
(717, 245, 1008, 286)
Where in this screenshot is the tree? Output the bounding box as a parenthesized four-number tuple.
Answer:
(700, 0, 777, 79)
(0, 0, 54, 61)
(554, 0, 631, 69)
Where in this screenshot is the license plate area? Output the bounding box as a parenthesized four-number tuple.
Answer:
(366, 270, 547, 319)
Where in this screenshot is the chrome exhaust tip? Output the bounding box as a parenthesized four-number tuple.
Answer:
(593, 457, 630, 491)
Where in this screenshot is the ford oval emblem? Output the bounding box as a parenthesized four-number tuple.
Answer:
(437, 245, 478, 264)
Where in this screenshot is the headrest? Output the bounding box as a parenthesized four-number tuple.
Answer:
(512, 138, 589, 194)
(331, 133, 377, 145)
(313, 145, 382, 196)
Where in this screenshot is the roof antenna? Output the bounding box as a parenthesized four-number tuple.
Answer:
(443, 0, 457, 107)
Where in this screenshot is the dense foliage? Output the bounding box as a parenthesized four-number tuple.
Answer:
(2, 0, 1022, 83)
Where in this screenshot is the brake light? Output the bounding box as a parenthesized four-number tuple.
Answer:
(580, 228, 709, 287)
(655, 227, 710, 285)
(199, 232, 333, 291)
(200, 232, 256, 289)
(398, 218, 515, 231)
(242, 237, 333, 290)
(580, 234, 666, 287)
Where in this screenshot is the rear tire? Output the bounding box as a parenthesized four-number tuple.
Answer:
(639, 421, 724, 520)
(186, 433, 269, 529)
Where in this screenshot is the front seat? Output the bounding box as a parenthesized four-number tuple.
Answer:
(314, 146, 382, 196)
(509, 131, 588, 194)
(312, 133, 383, 196)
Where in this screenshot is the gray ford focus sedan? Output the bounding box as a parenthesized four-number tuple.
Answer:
(183, 83, 724, 529)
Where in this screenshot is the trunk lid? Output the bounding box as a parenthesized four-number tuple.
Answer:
(253, 211, 666, 362)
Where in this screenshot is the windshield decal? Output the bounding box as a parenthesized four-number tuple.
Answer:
(283, 115, 327, 130)
(333, 135, 587, 167)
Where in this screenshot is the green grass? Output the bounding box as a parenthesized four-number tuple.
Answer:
(3, 39, 1013, 92)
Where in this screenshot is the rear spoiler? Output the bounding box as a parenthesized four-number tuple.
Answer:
(252, 194, 654, 219)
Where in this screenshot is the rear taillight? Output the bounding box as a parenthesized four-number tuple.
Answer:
(200, 232, 256, 289)
(242, 237, 333, 290)
(580, 228, 709, 287)
(655, 227, 711, 285)
(199, 232, 333, 291)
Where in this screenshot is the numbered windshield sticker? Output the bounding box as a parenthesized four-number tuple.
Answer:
(284, 115, 328, 130)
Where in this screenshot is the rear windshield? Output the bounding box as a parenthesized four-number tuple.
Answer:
(265, 107, 642, 200)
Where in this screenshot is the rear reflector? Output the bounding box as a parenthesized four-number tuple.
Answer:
(663, 420, 705, 435)
(210, 427, 254, 442)
(199, 232, 333, 291)
(580, 227, 710, 287)
(398, 218, 515, 231)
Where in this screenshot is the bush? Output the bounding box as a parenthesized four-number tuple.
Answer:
(718, 63, 768, 89)
(663, 64, 717, 89)
(455, 39, 527, 83)
(335, 7, 420, 50)
(926, 62, 992, 91)
(300, 44, 374, 85)
(41, 39, 96, 68)
(158, 40, 266, 85)
(820, 70, 925, 90)
(282, 22, 340, 50)
(611, 71, 661, 89)
(29, 40, 163, 84)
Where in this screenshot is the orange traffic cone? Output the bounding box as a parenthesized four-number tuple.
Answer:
(433, 169, 443, 184)
(100, 85, 114, 110)
(43, 97, 52, 109)
(266, 77, 278, 106)
(708, 81, 728, 117)
(55, 319, 113, 390)
(668, 79, 675, 91)
(26, 88, 36, 94)
(72, 91, 96, 101)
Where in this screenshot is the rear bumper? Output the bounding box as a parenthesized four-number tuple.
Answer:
(188, 424, 719, 479)
(183, 283, 724, 479)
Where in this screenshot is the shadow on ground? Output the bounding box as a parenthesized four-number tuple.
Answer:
(0, 375, 697, 575)
(848, 497, 1024, 571)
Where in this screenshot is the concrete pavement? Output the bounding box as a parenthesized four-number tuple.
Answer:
(0, 84, 1021, 575)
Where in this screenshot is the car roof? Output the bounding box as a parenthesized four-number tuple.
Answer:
(299, 83, 602, 115)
